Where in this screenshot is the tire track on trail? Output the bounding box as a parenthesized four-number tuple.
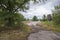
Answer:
(27, 21, 60, 40)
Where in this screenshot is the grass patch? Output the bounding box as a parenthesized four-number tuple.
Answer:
(41, 21, 60, 33)
(0, 22, 32, 40)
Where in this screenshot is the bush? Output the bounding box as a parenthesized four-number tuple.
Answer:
(52, 5, 60, 25)
(52, 10, 60, 25)
(0, 12, 25, 31)
(32, 16, 38, 21)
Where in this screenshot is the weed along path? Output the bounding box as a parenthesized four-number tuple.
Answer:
(27, 21, 60, 40)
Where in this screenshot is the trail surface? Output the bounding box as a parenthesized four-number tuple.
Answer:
(27, 21, 60, 40)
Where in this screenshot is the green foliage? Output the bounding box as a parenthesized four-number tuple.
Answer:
(55, 5, 60, 10)
(52, 10, 60, 24)
(0, 0, 30, 12)
(0, 12, 25, 31)
(52, 5, 60, 25)
(42, 15, 47, 21)
(0, 0, 45, 31)
(26, 19, 30, 21)
(0, 0, 30, 31)
(41, 21, 60, 32)
(32, 16, 38, 21)
(47, 14, 52, 21)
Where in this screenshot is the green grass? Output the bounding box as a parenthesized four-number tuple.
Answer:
(0, 22, 32, 40)
(41, 21, 60, 33)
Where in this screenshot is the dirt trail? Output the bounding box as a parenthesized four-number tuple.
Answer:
(27, 21, 60, 40)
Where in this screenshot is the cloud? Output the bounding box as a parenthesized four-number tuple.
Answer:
(21, 0, 60, 19)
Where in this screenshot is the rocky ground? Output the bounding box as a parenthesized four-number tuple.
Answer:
(27, 21, 60, 40)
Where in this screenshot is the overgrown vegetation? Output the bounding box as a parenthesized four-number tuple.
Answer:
(52, 5, 60, 25)
(41, 5, 60, 32)
(0, 24, 32, 40)
(42, 15, 47, 21)
(0, 0, 49, 40)
(32, 16, 38, 21)
(0, 0, 30, 31)
(0, 0, 32, 40)
(41, 21, 60, 32)
(40, 14, 52, 21)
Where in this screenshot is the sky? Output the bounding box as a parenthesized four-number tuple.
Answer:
(20, 0, 60, 19)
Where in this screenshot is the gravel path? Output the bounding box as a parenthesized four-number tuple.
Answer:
(27, 21, 60, 40)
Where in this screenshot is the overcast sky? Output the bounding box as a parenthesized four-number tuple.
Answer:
(20, 0, 60, 19)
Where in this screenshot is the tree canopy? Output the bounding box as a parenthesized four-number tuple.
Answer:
(0, 0, 30, 13)
(47, 14, 52, 21)
(32, 16, 38, 21)
(0, 0, 47, 12)
(0, 0, 30, 30)
(0, 0, 47, 30)
(42, 15, 46, 21)
(52, 5, 60, 24)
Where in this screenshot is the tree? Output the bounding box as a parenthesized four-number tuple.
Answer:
(47, 14, 52, 21)
(52, 5, 60, 24)
(32, 16, 38, 21)
(0, 0, 47, 12)
(0, 0, 30, 12)
(0, 0, 30, 27)
(0, 12, 25, 30)
(42, 15, 47, 21)
(0, 0, 46, 30)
